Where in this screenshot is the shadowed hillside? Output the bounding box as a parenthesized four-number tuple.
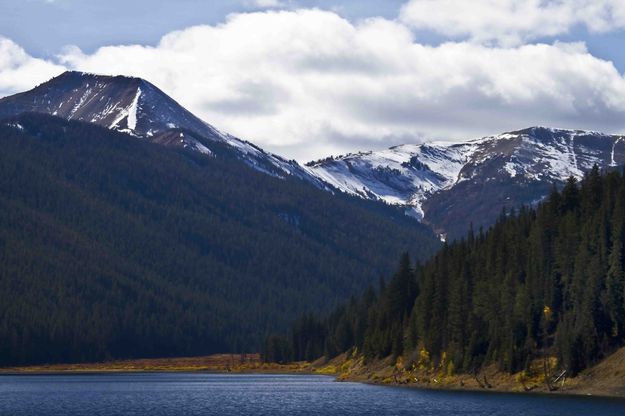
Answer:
(0, 113, 439, 366)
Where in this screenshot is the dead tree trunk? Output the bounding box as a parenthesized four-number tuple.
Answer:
(483, 374, 492, 389)
(543, 358, 554, 391)
(472, 368, 486, 389)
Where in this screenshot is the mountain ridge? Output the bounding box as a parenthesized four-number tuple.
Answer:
(3, 72, 624, 239)
(0, 71, 326, 187)
(308, 126, 625, 238)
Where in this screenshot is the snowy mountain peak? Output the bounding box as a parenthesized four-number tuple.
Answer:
(308, 127, 625, 238)
(5, 71, 224, 141)
(0, 72, 327, 187)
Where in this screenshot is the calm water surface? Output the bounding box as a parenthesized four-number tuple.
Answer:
(1, 373, 624, 416)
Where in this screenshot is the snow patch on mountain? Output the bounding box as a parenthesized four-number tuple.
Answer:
(69, 86, 93, 119)
(126, 87, 141, 131)
(611, 138, 624, 167)
(5, 122, 24, 131)
(110, 87, 142, 134)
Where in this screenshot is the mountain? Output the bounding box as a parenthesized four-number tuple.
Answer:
(0, 71, 322, 185)
(307, 127, 625, 239)
(0, 113, 439, 366)
(6, 72, 621, 242)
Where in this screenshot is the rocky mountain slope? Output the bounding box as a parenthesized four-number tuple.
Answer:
(0, 71, 322, 185)
(308, 127, 625, 239)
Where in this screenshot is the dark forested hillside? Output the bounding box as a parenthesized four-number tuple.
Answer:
(271, 167, 625, 376)
(0, 113, 440, 366)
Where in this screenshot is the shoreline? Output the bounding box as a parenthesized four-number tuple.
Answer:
(363, 378, 625, 403)
(331, 351, 625, 400)
(0, 354, 316, 376)
(2, 352, 625, 401)
(3, 369, 624, 403)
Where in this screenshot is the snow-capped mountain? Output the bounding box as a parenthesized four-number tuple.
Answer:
(0, 71, 321, 184)
(3, 72, 624, 240)
(307, 127, 625, 239)
(307, 142, 471, 220)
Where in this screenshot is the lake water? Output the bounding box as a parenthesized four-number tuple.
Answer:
(1, 373, 624, 415)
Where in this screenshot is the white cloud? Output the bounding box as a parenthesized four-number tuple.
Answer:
(0, 38, 64, 97)
(3, 9, 625, 161)
(401, 0, 625, 46)
(249, 0, 286, 8)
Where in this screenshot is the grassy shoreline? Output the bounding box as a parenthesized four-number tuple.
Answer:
(3, 351, 625, 400)
(0, 354, 315, 375)
(329, 348, 625, 400)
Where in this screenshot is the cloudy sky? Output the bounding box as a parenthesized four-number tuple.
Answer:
(2, 0, 625, 161)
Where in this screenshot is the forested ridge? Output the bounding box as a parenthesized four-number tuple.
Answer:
(0, 113, 440, 366)
(268, 167, 625, 376)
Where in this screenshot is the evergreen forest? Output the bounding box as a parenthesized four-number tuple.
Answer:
(267, 167, 625, 376)
(0, 113, 440, 366)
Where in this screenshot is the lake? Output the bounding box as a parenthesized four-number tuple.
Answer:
(1, 373, 624, 415)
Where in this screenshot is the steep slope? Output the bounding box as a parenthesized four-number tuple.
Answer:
(275, 168, 625, 382)
(570, 345, 625, 397)
(308, 127, 625, 239)
(0, 71, 320, 184)
(307, 142, 471, 220)
(0, 113, 440, 366)
(0, 71, 212, 138)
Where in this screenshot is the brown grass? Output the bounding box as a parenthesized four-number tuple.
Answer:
(0, 354, 312, 374)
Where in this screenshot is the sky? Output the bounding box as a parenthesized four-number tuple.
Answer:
(2, 0, 625, 161)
